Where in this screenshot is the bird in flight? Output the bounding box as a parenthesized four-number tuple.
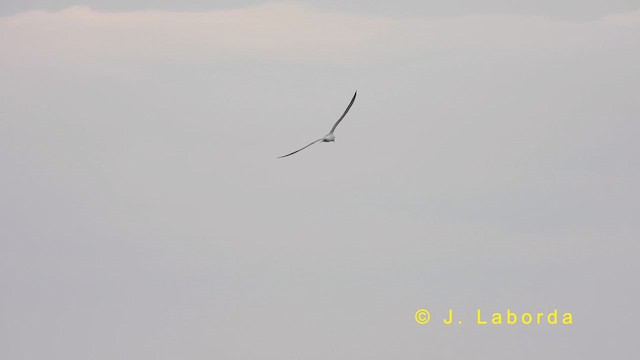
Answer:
(278, 91, 357, 158)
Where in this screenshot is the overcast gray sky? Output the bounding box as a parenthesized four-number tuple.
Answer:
(1, 1, 639, 359)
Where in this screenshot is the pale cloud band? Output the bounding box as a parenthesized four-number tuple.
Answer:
(1, 2, 639, 67)
(0, 3, 395, 66)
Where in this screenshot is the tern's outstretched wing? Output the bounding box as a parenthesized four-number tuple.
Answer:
(329, 91, 357, 134)
(277, 138, 323, 158)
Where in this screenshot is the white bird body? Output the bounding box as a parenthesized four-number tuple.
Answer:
(278, 91, 356, 158)
(322, 134, 335, 142)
